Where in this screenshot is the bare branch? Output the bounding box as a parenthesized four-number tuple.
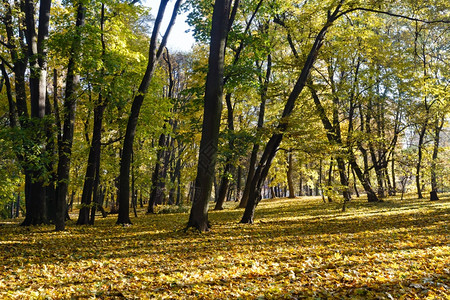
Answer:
(156, 0, 183, 59)
(340, 7, 450, 24)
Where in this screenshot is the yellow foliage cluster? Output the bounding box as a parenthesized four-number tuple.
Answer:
(0, 195, 449, 299)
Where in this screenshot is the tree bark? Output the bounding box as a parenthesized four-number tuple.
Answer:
(186, 0, 233, 232)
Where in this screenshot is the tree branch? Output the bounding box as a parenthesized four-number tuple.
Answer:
(228, 0, 240, 33)
(101, 135, 125, 146)
(340, 7, 450, 24)
(0, 39, 13, 49)
(156, 0, 183, 59)
(0, 55, 13, 70)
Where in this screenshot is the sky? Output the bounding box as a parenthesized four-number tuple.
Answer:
(143, 0, 195, 52)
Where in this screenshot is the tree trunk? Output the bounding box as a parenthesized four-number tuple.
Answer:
(348, 153, 379, 202)
(430, 116, 444, 201)
(416, 122, 427, 199)
(215, 93, 235, 210)
(21, 0, 52, 226)
(352, 167, 360, 197)
(55, 1, 85, 231)
(148, 133, 167, 213)
(80, 3, 108, 225)
(309, 86, 352, 204)
(336, 157, 351, 203)
(45, 90, 57, 223)
(319, 160, 326, 203)
(239, 54, 271, 208)
(186, 0, 233, 232)
(391, 156, 396, 195)
(327, 160, 333, 202)
(89, 124, 105, 224)
(117, 0, 182, 225)
(241, 133, 283, 223)
(287, 152, 295, 198)
(77, 100, 106, 225)
(0, 63, 18, 127)
(235, 166, 242, 201)
(215, 164, 231, 210)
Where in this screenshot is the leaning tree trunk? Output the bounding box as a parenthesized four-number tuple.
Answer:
(348, 153, 379, 202)
(241, 6, 344, 223)
(117, 0, 182, 225)
(309, 85, 351, 204)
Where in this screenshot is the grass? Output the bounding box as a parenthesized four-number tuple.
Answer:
(0, 194, 449, 299)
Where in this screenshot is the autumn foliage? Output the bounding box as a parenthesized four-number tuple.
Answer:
(1, 195, 449, 299)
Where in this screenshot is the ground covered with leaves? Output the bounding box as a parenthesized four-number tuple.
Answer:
(0, 195, 449, 299)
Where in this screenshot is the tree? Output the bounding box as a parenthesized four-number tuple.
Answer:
(117, 0, 182, 225)
(55, 0, 86, 231)
(186, 0, 236, 231)
(20, 0, 52, 226)
(240, 1, 345, 224)
(238, 55, 271, 208)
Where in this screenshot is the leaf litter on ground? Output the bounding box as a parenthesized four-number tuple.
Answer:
(0, 194, 449, 299)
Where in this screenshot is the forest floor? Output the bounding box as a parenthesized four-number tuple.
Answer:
(0, 194, 449, 299)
